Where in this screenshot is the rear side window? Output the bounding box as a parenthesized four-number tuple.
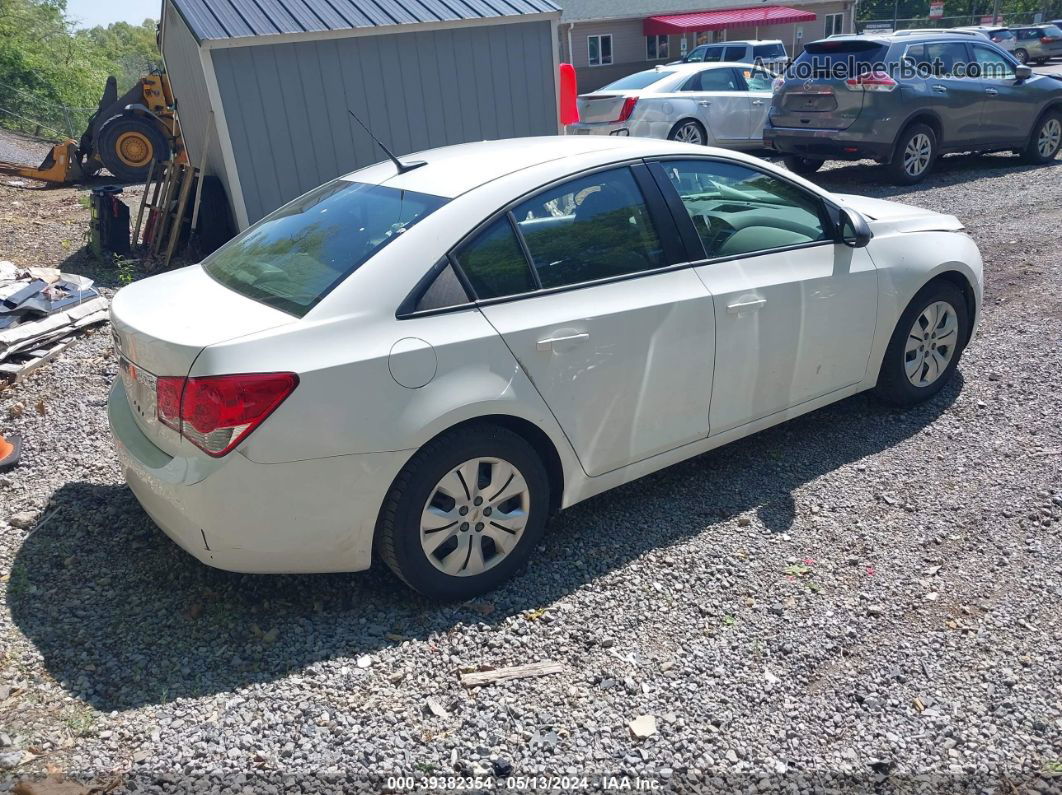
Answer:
(513, 167, 666, 289)
(723, 46, 747, 61)
(601, 70, 676, 90)
(683, 68, 742, 91)
(455, 218, 536, 300)
(203, 181, 447, 317)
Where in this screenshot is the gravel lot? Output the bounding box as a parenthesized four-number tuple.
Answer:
(1, 150, 1060, 793)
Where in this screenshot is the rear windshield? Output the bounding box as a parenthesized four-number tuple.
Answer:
(753, 43, 786, 58)
(987, 28, 1014, 39)
(792, 40, 892, 77)
(203, 181, 447, 317)
(1044, 25, 1062, 36)
(601, 70, 676, 90)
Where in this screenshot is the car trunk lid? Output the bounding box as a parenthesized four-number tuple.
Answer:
(110, 264, 295, 454)
(577, 93, 636, 124)
(771, 40, 891, 130)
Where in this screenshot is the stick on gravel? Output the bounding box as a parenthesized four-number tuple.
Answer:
(459, 662, 564, 687)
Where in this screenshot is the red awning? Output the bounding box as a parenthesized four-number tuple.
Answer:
(644, 5, 818, 35)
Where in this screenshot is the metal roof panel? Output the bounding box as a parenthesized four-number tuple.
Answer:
(171, 0, 557, 41)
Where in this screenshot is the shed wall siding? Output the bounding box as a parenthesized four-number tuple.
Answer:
(212, 20, 557, 224)
(161, 0, 225, 177)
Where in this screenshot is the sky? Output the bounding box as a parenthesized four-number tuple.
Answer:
(66, 0, 160, 28)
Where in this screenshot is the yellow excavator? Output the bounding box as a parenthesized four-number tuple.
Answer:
(0, 71, 185, 185)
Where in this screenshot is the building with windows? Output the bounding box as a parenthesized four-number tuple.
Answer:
(555, 0, 855, 91)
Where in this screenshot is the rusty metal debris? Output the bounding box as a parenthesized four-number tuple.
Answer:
(0, 260, 108, 385)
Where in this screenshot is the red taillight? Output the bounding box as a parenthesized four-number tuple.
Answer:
(1041, 36, 1055, 44)
(845, 70, 898, 92)
(155, 372, 298, 457)
(156, 376, 184, 432)
(616, 97, 638, 122)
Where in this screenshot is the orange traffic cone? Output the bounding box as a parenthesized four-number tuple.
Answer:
(0, 432, 20, 472)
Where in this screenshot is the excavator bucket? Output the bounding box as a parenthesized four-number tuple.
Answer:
(0, 140, 84, 185)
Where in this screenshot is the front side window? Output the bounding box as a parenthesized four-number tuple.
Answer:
(513, 168, 666, 288)
(588, 34, 613, 66)
(647, 34, 670, 60)
(683, 68, 742, 91)
(972, 44, 1015, 78)
(659, 160, 828, 259)
(203, 181, 447, 317)
(455, 217, 536, 300)
(686, 44, 709, 62)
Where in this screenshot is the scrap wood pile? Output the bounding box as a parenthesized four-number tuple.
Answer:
(0, 260, 108, 384)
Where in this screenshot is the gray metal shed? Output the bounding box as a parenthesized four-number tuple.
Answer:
(160, 0, 562, 230)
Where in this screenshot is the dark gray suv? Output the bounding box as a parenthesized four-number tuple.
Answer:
(763, 33, 1062, 184)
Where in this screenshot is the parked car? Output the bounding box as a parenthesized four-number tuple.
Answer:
(568, 62, 774, 148)
(764, 33, 1062, 183)
(676, 39, 789, 72)
(952, 26, 1017, 52)
(1010, 24, 1062, 63)
(108, 136, 984, 598)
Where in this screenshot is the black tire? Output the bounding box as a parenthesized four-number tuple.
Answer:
(874, 280, 969, 407)
(97, 116, 170, 183)
(668, 119, 707, 145)
(887, 123, 938, 185)
(1015, 48, 1029, 64)
(783, 155, 824, 175)
(1034, 58, 1047, 65)
(1019, 110, 1062, 164)
(377, 424, 550, 600)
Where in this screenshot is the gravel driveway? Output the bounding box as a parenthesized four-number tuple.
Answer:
(1, 152, 1060, 793)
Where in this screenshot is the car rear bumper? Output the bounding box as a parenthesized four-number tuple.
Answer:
(763, 125, 894, 161)
(108, 381, 411, 574)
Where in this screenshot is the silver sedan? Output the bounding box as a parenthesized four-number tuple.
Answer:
(567, 63, 775, 150)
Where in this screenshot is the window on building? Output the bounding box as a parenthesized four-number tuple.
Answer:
(588, 34, 613, 66)
(646, 34, 670, 60)
(825, 12, 845, 37)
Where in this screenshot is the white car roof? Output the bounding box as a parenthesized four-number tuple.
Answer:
(340, 136, 815, 201)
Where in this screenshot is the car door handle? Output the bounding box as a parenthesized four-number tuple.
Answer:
(932, 84, 948, 93)
(537, 332, 590, 351)
(698, 101, 712, 107)
(727, 297, 767, 314)
(984, 87, 999, 95)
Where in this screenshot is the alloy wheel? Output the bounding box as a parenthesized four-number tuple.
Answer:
(1037, 117, 1061, 159)
(904, 300, 959, 387)
(674, 122, 704, 145)
(419, 457, 530, 577)
(903, 133, 933, 177)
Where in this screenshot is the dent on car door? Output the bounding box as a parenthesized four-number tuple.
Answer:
(649, 158, 878, 435)
(457, 165, 716, 478)
(737, 67, 775, 141)
(917, 41, 987, 144)
(971, 44, 1039, 143)
(682, 68, 752, 143)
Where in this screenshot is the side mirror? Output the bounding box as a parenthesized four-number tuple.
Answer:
(1015, 64, 1033, 80)
(839, 208, 872, 248)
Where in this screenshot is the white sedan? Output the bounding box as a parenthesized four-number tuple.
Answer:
(108, 136, 983, 599)
(567, 63, 774, 149)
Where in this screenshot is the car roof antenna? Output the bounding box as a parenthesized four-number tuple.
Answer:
(347, 109, 427, 174)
